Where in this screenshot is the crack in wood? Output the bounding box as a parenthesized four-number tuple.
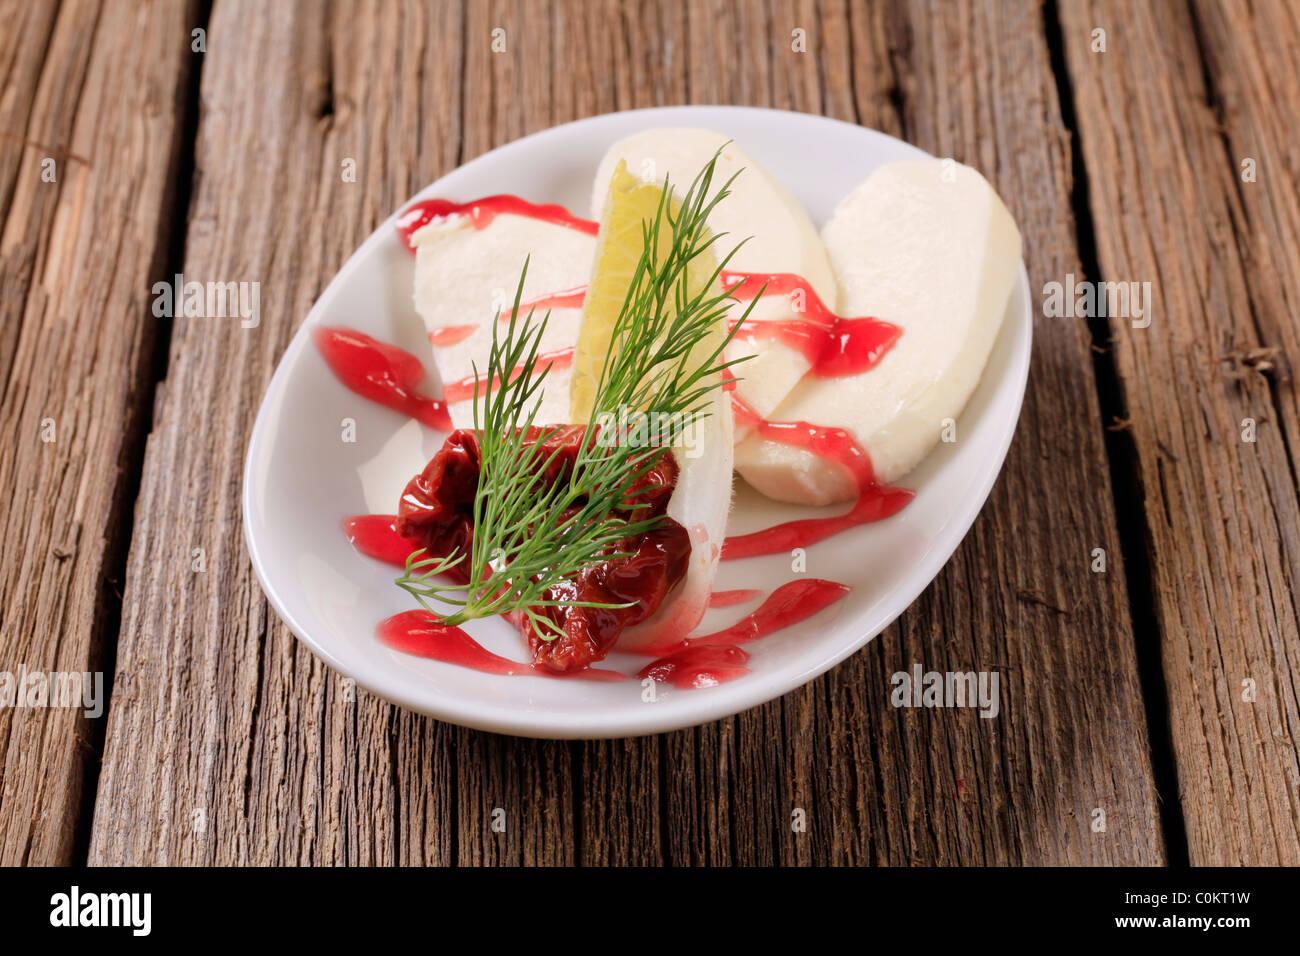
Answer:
(1042, 0, 1190, 866)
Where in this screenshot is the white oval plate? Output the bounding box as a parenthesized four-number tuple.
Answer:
(244, 106, 1031, 738)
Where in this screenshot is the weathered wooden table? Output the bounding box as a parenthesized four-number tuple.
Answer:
(2, 0, 1297, 866)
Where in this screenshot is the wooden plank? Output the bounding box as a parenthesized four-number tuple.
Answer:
(89, 0, 1164, 865)
(0, 0, 196, 865)
(1191, 1, 1300, 524)
(0, 1, 60, 234)
(88, 0, 608, 867)
(660, 0, 1165, 866)
(87, 0, 442, 865)
(1060, 0, 1300, 864)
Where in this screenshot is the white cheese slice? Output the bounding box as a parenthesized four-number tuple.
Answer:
(410, 214, 594, 428)
(733, 158, 1022, 504)
(590, 128, 836, 421)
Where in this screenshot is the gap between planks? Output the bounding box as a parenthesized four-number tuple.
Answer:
(67, 0, 215, 865)
(1042, 0, 1190, 867)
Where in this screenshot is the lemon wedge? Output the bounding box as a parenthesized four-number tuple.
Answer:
(570, 160, 719, 421)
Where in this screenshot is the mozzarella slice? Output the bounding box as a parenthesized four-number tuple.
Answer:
(410, 214, 594, 427)
(590, 129, 836, 421)
(734, 158, 1022, 504)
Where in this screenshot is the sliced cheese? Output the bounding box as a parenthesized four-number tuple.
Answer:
(410, 214, 594, 428)
(734, 158, 1022, 504)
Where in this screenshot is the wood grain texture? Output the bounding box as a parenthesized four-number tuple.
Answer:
(77, 0, 1168, 866)
(1060, 0, 1300, 864)
(655, 0, 1168, 866)
(0, 0, 195, 864)
(799, 0, 1163, 866)
(87, 0, 438, 865)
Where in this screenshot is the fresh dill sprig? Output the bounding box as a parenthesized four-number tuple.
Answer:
(396, 149, 759, 640)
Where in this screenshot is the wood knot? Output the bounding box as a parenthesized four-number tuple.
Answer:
(1217, 345, 1287, 382)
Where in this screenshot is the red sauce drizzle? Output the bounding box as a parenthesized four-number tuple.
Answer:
(636, 645, 751, 689)
(396, 195, 598, 249)
(708, 589, 762, 608)
(430, 288, 586, 355)
(313, 326, 451, 431)
(723, 390, 913, 559)
(429, 324, 477, 346)
(378, 610, 625, 681)
(693, 579, 850, 645)
(641, 578, 850, 659)
(722, 271, 901, 377)
(442, 346, 574, 404)
(343, 515, 420, 567)
(379, 611, 524, 675)
(499, 286, 588, 321)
